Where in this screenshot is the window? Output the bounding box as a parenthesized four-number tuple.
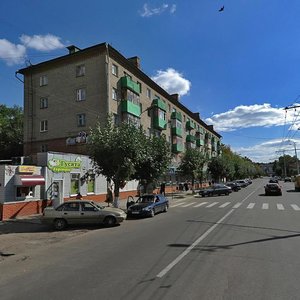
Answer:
(40, 120, 48, 132)
(112, 87, 118, 100)
(62, 202, 80, 211)
(81, 202, 96, 211)
(40, 97, 48, 109)
(87, 173, 95, 193)
(16, 186, 34, 199)
(77, 114, 86, 127)
(155, 94, 160, 100)
(76, 64, 85, 77)
(41, 144, 48, 152)
(76, 88, 86, 101)
(168, 104, 171, 112)
(39, 75, 48, 86)
(112, 64, 118, 76)
(113, 113, 119, 125)
(146, 88, 151, 99)
(137, 81, 142, 93)
(70, 173, 80, 195)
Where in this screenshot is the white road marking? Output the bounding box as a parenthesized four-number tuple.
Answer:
(170, 203, 185, 207)
(277, 204, 284, 210)
(247, 203, 255, 209)
(181, 202, 196, 207)
(262, 203, 269, 209)
(233, 202, 242, 209)
(206, 202, 219, 208)
(156, 185, 262, 278)
(291, 204, 300, 211)
(194, 202, 208, 207)
(219, 202, 231, 208)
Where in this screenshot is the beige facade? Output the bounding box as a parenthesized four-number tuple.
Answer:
(17, 42, 222, 162)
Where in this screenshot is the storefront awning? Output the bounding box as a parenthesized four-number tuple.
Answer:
(14, 175, 45, 186)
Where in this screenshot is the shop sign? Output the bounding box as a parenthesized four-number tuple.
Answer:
(18, 166, 36, 173)
(48, 157, 82, 173)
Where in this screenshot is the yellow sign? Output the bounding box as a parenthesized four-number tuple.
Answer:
(18, 166, 36, 173)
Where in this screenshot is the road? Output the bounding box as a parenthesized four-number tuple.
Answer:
(1, 178, 300, 300)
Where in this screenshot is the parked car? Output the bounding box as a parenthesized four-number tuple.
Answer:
(284, 177, 292, 182)
(226, 182, 241, 192)
(198, 184, 232, 197)
(235, 180, 248, 187)
(126, 194, 169, 218)
(264, 183, 282, 196)
(42, 200, 127, 230)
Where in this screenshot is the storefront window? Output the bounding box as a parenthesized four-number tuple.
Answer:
(87, 174, 95, 193)
(16, 186, 34, 199)
(70, 173, 80, 195)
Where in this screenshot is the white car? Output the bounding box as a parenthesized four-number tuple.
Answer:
(42, 200, 127, 230)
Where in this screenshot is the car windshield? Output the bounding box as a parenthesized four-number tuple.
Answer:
(137, 196, 155, 203)
(94, 203, 105, 209)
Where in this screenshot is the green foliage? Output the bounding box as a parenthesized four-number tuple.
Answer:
(178, 148, 207, 184)
(0, 105, 23, 159)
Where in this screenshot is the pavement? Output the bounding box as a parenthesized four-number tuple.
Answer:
(0, 191, 192, 262)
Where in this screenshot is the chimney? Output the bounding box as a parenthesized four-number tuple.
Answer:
(171, 94, 179, 101)
(127, 56, 141, 69)
(193, 112, 201, 120)
(67, 45, 81, 54)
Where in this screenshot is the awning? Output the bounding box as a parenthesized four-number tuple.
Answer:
(14, 175, 45, 186)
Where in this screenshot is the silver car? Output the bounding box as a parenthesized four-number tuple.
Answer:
(42, 200, 127, 230)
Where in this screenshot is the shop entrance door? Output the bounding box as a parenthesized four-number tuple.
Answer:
(51, 180, 63, 207)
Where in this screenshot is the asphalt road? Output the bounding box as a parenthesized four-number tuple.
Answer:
(1, 178, 300, 300)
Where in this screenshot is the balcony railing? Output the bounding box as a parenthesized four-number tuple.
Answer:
(120, 76, 141, 94)
(121, 100, 141, 117)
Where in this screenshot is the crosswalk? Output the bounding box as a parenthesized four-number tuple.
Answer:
(170, 201, 300, 211)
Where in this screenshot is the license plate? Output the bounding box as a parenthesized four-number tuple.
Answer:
(132, 211, 140, 214)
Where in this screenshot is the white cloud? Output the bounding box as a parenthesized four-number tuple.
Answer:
(205, 103, 300, 132)
(0, 39, 26, 65)
(151, 68, 191, 96)
(234, 138, 300, 163)
(139, 3, 176, 17)
(20, 34, 65, 51)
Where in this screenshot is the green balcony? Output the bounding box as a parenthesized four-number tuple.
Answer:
(153, 116, 167, 130)
(196, 139, 205, 147)
(121, 100, 141, 117)
(171, 111, 182, 121)
(186, 120, 195, 131)
(120, 76, 140, 94)
(186, 135, 195, 143)
(172, 143, 184, 153)
(152, 99, 166, 111)
(171, 127, 182, 137)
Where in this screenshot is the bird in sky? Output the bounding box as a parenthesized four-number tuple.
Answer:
(219, 6, 224, 12)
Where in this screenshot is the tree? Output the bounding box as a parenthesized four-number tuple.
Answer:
(208, 156, 230, 182)
(88, 116, 146, 207)
(132, 134, 171, 192)
(178, 148, 207, 192)
(0, 105, 23, 159)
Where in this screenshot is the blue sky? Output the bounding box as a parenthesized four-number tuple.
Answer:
(1, 0, 300, 163)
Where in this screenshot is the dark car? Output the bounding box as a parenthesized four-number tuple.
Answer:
(265, 183, 282, 196)
(235, 180, 248, 187)
(226, 182, 241, 192)
(126, 194, 168, 218)
(198, 184, 232, 197)
(284, 177, 292, 182)
(269, 178, 279, 183)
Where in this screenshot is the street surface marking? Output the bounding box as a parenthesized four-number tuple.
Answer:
(181, 202, 196, 207)
(156, 185, 262, 278)
(277, 204, 284, 210)
(206, 202, 219, 208)
(233, 202, 242, 208)
(219, 202, 231, 208)
(291, 204, 300, 211)
(194, 202, 208, 207)
(170, 203, 185, 207)
(262, 203, 269, 209)
(247, 203, 255, 209)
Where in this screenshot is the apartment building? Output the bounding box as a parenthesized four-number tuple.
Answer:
(17, 42, 221, 165)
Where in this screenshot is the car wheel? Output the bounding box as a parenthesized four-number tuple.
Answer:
(53, 218, 67, 231)
(209, 192, 213, 197)
(103, 216, 116, 227)
(226, 192, 229, 195)
(163, 204, 168, 213)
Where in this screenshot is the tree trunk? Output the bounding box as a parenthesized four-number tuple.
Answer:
(113, 180, 120, 208)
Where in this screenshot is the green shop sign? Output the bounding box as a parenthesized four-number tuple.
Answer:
(48, 157, 82, 173)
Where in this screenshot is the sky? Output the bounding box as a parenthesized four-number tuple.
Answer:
(1, 0, 300, 163)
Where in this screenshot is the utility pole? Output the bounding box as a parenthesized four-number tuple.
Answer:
(291, 142, 300, 174)
(275, 150, 287, 177)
